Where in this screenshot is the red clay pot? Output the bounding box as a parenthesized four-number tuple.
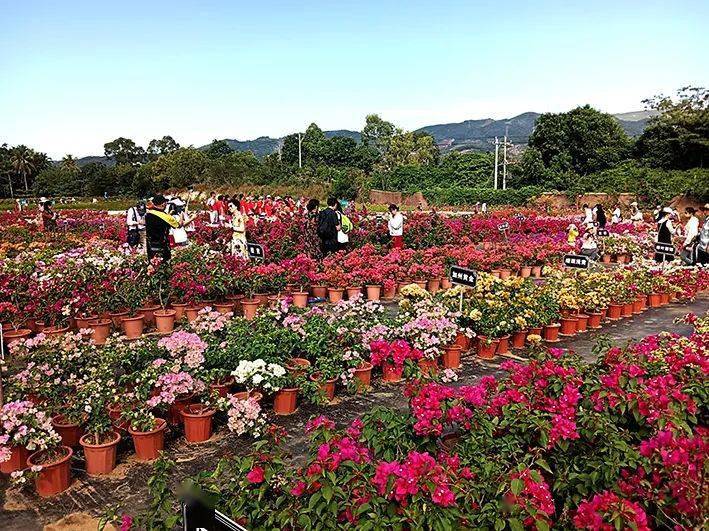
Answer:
(129, 419, 166, 461)
(601, 254, 612, 264)
(476, 337, 498, 360)
(214, 302, 234, 314)
(52, 414, 84, 448)
(440, 278, 453, 290)
(44, 325, 70, 337)
(171, 302, 188, 321)
(80, 431, 121, 475)
(328, 287, 344, 304)
(0, 445, 29, 474)
(559, 317, 578, 336)
(309, 373, 337, 401)
(427, 278, 441, 294)
(600, 307, 608, 320)
(661, 292, 670, 305)
(511, 330, 527, 349)
(499, 269, 511, 279)
(181, 404, 216, 443)
(622, 303, 634, 317)
(75, 314, 99, 330)
(108, 310, 129, 329)
(531, 265, 542, 277)
(632, 298, 643, 314)
(608, 303, 623, 320)
(442, 345, 462, 369)
(286, 357, 311, 377)
(209, 377, 234, 398)
(648, 293, 662, 307)
(365, 285, 382, 301)
(154, 309, 176, 334)
(454, 331, 470, 351)
(414, 279, 427, 289)
(168, 394, 194, 425)
(353, 361, 373, 389)
(232, 390, 264, 403)
(2, 328, 32, 347)
(638, 295, 647, 311)
(291, 292, 309, 308)
(346, 286, 362, 300)
(273, 388, 299, 415)
(529, 326, 543, 338)
(27, 446, 73, 497)
(241, 300, 260, 320)
(138, 305, 159, 327)
(88, 319, 112, 345)
(587, 312, 603, 329)
(184, 306, 200, 322)
(121, 315, 145, 339)
(311, 285, 328, 298)
(417, 358, 438, 376)
(519, 266, 532, 278)
(381, 362, 404, 383)
(543, 323, 561, 342)
(382, 285, 397, 300)
(576, 314, 589, 333)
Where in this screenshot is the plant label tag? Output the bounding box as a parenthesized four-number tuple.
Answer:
(563, 254, 590, 269)
(597, 229, 610, 237)
(247, 242, 264, 259)
(498, 222, 510, 231)
(513, 214, 526, 221)
(450, 265, 478, 287)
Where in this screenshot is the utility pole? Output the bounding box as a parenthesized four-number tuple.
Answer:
(297, 133, 303, 169)
(503, 126, 508, 191)
(493, 137, 499, 190)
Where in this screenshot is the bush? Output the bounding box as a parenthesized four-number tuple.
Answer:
(421, 186, 544, 206)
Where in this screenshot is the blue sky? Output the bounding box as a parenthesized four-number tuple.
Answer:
(1, 0, 707, 158)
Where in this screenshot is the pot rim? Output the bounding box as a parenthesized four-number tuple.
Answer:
(27, 445, 73, 467)
(79, 430, 121, 448)
(127, 418, 167, 436)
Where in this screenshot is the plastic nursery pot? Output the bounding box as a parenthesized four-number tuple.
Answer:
(519, 266, 532, 278)
(607, 303, 623, 320)
(2, 328, 32, 346)
(382, 285, 397, 300)
(365, 285, 382, 301)
(427, 278, 441, 294)
(601, 254, 612, 264)
(52, 414, 85, 448)
(75, 314, 99, 330)
(273, 388, 299, 415)
(128, 419, 167, 461)
(232, 391, 263, 403)
(88, 319, 112, 345)
(214, 302, 234, 314)
(309, 373, 337, 401)
(168, 394, 194, 425)
(587, 312, 603, 329)
(531, 266, 542, 278)
(108, 310, 129, 329)
(381, 362, 404, 383)
(476, 337, 498, 360)
(647, 293, 662, 308)
(44, 325, 70, 337)
(496, 335, 511, 355)
(633, 297, 644, 314)
(241, 299, 260, 320)
(559, 317, 578, 336)
(440, 277, 453, 290)
(344, 286, 361, 300)
(576, 314, 589, 333)
(171, 302, 188, 321)
(153, 309, 177, 334)
(414, 279, 428, 289)
(543, 323, 561, 343)
(286, 357, 311, 377)
(27, 446, 73, 497)
(353, 361, 373, 390)
(454, 331, 471, 351)
(328, 287, 345, 304)
(181, 404, 216, 443)
(184, 306, 200, 322)
(442, 345, 463, 369)
(661, 292, 670, 305)
(79, 431, 121, 476)
(511, 330, 527, 349)
(499, 269, 511, 280)
(0, 445, 29, 474)
(209, 377, 234, 398)
(291, 292, 309, 309)
(121, 314, 145, 339)
(417, 358, 439, 376)
(138, 305, 159, 327)
(311, 285, 328, 298)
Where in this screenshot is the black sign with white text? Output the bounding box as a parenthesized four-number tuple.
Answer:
(597, 229, 609, 237)
(654, 242, 675, 256)
(563, 254, 590, 269)
(450, 265, 478, 287)
(247, 242, 264, 259)
(183, 500, 247, 531)
(498, 222, 510, 231)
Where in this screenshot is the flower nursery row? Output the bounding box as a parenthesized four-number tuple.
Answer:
(106, 316, 708, 530)
(1, 264, 706, 497)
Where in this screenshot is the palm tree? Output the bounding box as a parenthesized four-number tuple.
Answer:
(10, 145, 36, 192)
(62, 154, 79, 174)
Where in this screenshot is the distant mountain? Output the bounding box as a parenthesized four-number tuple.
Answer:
(73, 111, 655, 164)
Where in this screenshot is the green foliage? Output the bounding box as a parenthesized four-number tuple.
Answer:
(205, 139, 234, 159)
(104, 137, 146, 166)
(422, 186, 544, 206)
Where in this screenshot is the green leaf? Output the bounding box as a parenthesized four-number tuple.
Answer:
(509, 518, 524, 531)
(511, 478, 524, 495)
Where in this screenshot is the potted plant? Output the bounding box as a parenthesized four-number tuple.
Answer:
(78, 380, 121, 475)
(116, 275, 148, 339)
(0, 400, 61, 474)
(369, 339, 423, 382)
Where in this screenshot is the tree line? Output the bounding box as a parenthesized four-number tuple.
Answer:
(1, 87, 706, 204)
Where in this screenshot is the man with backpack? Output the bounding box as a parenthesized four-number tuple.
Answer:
(126, 200, 147, 250)
(317, 197, 341, 256)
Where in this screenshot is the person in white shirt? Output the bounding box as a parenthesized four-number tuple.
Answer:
(481, 202, 488, 214)
(580, 231, 599, 261)
(126, 201, 146, 249)
(680, 207, 700, 265)
(582, 203, 594, 228)
(611, 204, 622, 224)
(629, 202, 643, 225)
(388, 204, 404, 249)
(206, 192, 218, 224)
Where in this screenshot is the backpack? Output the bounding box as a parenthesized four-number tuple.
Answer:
(317, 211, 337, 240)
(340, 214, 353, 234)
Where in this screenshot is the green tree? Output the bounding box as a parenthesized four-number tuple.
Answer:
(302, 123, 327, 167)
(377, 130, 438, 174)
(9, 145, 39, 192)
(155, 148, 208, 188)
(104, 137, 146, 166)
(635, 86, 708, 169)
(528, 105, 631, 175)
(61, 154, 80, 175)
(511, 148, 548, 187)
(80, 163, 110, 196)
(361, 114, 395, 155)
(147, 136, 180, 161)
(205, 139, 234, 159)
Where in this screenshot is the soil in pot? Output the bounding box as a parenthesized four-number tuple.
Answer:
(181, 404, 216, 443)
(27, 446, 73, 497)
(128, 419, 167, 461)
(80, 431, 121, 476)
(154, 309, 177, 334)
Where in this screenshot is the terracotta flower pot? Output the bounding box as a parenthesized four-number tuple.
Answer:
(639, 295, 647, 310)
(232, 390, 263, 403)
(528, 326, 543, 339)
(121, 314, 145, 339)
(601, 254, 612, 264)
(241, 299, 260, 320)
(309, 373, 337, 401)
(417, 358, 438, 376)
(661, 292, 670, 305)
(181, 404, 216, 443)
(622, 303, 634, 318)
(381, 362, 404, 383)
(311, 285, 328, 298)
(252, 293, 269, 306)
(454, 331, 470, 351)
(267, 295, 280, 309)
(138, 305, 160, 327)
(543, 323, 561, 342)
(209, 377, 234, 398)
(27, 446, 73, 497)
(328, 287, 344, 304)
(0, 445, 29, 474)
(154, 309, 177, 334)
(75, 314, 98, 330)
(184, 306, 200, 322)
(44, 325, 70, 337)
(519, 266, 532, 278)
(52, 414, 84, 448)
(168, 394, 194, 425)
(440, 278, 453, 290)
(576, 314, 589, 333)
(608, 303, 623, 320)
(88, 319, 112, 345)
(648, 293, 662, 308)
(490, 269, 501, 278)
(397, 280, 410, 293)
(616, 254, 628, 264)
(346, 287, 362, 300)
(129, 419, 166, 461)
(214, 302, 234, 314)
(511, 330, 527, 349)
(531, 265, 542, 278)
(600, 307, 608, 320)
(382, 285, 397, 300)
(442, 345, 462, 369)
(499, 269, 511, 279)
(632, 298, 643, 314)
(559, 317, 578, 336)
(171, 302, 188, 321)
(108, 310, 129, 328)
(273, 388, 299, 415)
(496, 335, 510, 355)
(587, 312, 603, 329)
(80, 431, 121, 476)
(476, 337, 498, 360)
(427, 278, 441, 294)
(365, 285, 381, 301)
(353, 361, 373, 389)
(286, 357, 311, 377)
(291, 292, 309, 308)
(2, 328, 32, 346)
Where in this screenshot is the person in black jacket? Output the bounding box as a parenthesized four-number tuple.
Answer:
(145, 195, 179, 261)
(317, 197, 340, 256)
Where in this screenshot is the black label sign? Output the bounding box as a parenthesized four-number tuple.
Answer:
(597, 229, 610, 237)
(513, 214, 526, 221)
(654, 242, 675, 255)
(450, 265, 478, 287)
(183, 500, 246, 531)
(563, 254, 590, 269)
(247, 242, 264, 259)
(498, 222, 510, 231)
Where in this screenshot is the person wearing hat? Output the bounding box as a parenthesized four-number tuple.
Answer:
(38, 197, 57, 231)
(126, 200, 147, 250)
(679, 207, 700, 265)
(629, 202, 643, 225)
(145, 195, 180, 261)
(654, 207, 678, 263)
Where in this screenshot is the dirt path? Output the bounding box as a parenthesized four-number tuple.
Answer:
(2, 295, 706, 530)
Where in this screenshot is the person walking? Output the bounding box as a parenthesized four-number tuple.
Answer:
(654, 207, 677, 263)
(126, 200, 147, 250)
(679, 207, 700, 265)
(335, 201, 350, 252)
(317, 197, 340, 256)
(388, 204, 404, 249)
(145, 195, 180, 261)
